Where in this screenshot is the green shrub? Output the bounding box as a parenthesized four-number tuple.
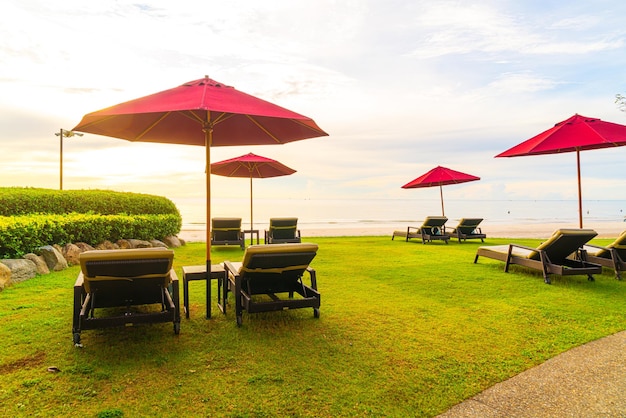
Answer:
(0, 188, 183, 258)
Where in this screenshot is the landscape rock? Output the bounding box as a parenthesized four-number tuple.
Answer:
(116, 239, 131, 249)
(127, 239, 152, 248)
(75, 242, 96, 252)
(38, 245, 68, 271)
(62, 243, 82, 266)
(149, 239, 168, 248)
(23, 253, 50, 275)
(163, 235, 182, 248)
(0, 262, 11, 290)
(94, 240, 117, 250)
(1, 259, 37, 283)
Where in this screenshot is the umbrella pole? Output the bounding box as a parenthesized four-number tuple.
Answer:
(204, 125, 212, 277)
(577, 149, 583, 229)
(440, 185, 445, 217)
(250, 175, 254, 246)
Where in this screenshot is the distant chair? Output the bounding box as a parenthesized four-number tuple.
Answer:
(211, 218, 245, 249)
(392, 216, 449, 244)
(222, 243, 321, 326)
(264, 217, 301, 244)
(72, 248, 180, 346)
(446, 218, 487, 243)
(474, 228, 601, 284)
(582, 230, 626, 280)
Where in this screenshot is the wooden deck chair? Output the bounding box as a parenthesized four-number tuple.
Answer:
(72, 248, 180, 346)
(446, 218, 487, 243)
(392, 216, 449, 244)
(581, 230, 626, 279)
(222, 243, 320, 326)
(264, 217, 301, 244)
(474, 229, 601, 284)
(211, 217, 245, 249)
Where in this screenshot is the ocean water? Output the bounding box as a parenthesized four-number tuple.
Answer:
(171, 197, 626, 231)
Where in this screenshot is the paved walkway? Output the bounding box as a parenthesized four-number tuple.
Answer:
(438, 330, 626, 417)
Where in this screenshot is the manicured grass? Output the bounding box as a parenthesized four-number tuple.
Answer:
(1, 236, 625, 417)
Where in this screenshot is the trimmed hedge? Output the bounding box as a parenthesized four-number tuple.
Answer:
(0, 188, 183, 258)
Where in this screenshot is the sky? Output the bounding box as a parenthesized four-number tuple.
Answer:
(2, 0, 626, 223)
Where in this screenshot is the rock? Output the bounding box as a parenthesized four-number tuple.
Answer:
(23, 253, 50, 275)
(149, 239, 168, 248)
(75, 242, 96, 252)
(116, 239, 131, 249)
(38, 245, 68, 272)
(127, 239, 152, 248)
(0, 262, 11, 290)
(163, 235, 182, 248)
(62, 243, 82, 266)
(1, 259, 37, 283)
(96, 240, 116, 250)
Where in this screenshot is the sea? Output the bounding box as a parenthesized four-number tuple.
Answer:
(171, 197, 626, 232)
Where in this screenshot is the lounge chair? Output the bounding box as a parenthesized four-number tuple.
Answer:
(392, 216, 449, 244)
(446, 218, 487, 243)
(581, 230, 626, 279)
(211, 217, 245, 249)
(222, 243, 320, 326)
(474, 228, 601, 284)
(264, 217, 302, 244)
(72, 248, 180, 346)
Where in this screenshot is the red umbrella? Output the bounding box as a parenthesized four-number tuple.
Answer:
(402, 166, 480, 216)
(73, 76, 327, 273)
(211, 152, 296, 243)
(496, 114, 626, 228)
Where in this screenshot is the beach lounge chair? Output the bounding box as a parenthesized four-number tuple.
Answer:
(222, 243, 320, 326)
(474, 228, 601, 284)
(581, 230, 626, 280)
(211, 217, 245, 249)
(446, 218, 487, 243)
(264, 217, 301, 244)
(72, 248, 180, 346)
(392, 216, 449, 244)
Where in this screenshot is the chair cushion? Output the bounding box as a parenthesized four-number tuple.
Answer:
(530, 228, 597, 261)
(239, 243, 318, 274)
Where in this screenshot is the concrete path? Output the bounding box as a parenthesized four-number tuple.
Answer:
(438, 330, 626, 417)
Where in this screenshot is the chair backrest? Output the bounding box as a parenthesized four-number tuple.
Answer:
(529, 229, 597, 262)
(212, 217, 242, 241)
(269, 217, 299, 240)
(79, 248, 174, 293)
(422, 216, 448, 235)
(457, 218, 483, 234)
(239, 243, 317, 281)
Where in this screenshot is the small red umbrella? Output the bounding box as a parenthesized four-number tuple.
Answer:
(402, 166, 480, 216)
(211, 152, 296, 243)
(73, 76, 327, 274)
(496, 114, 626, 228)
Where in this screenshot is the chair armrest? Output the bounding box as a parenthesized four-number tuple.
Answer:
(509, 243, 538, 252)
(74, 272, 85, 288)
(407, 226, 421, 233)
(223, 260, 239, 279)
(306, 266, 317, 289)
(584, 243, 608, 250)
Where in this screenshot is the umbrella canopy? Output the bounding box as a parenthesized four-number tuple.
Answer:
(402, 166, 480, 216)
(211, 152, 296, 242)
(73, 76, 327, 273)
(496, 114, 626, 228)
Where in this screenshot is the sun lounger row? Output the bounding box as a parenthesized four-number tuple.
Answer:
(72, 243, 321, 345)
(392, 217, 486, 244)
(211, 217, 301, 248)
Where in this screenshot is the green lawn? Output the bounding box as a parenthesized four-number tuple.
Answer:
(1, 236, 625, 417)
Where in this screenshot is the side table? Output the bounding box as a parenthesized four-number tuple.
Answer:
(182, 264, 225, 319)
(243, 229, 260, 246)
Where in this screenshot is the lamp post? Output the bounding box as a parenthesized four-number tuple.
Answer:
(54, 128, 83, 190)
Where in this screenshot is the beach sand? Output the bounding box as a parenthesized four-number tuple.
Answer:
(177, 221, 626, 242)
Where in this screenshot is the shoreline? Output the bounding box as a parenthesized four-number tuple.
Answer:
(177, 221, 626, 242)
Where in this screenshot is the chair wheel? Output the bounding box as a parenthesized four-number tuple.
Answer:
(313, 308, 320, 318)
(73, 333, 82, 347)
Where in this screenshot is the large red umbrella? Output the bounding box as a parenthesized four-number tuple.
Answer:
(402, 165, 480, 216)
(211, 152, 296, 244)
(496, 114, 626, 228)
(73, 76, 327, 273)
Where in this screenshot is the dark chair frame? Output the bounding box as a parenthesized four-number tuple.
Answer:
(221, 243, 320, 326)
(72, 248, 180, 346)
